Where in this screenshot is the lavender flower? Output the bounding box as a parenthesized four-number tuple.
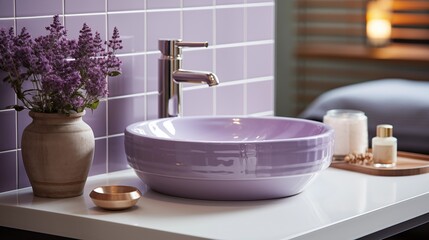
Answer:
(0, 15, 122, 114)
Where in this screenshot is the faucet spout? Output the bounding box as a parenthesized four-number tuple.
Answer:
(173, 69, 219, 87)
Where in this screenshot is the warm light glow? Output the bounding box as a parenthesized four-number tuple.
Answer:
(366, 0, 392, 47)
(367, 19, 391, 45)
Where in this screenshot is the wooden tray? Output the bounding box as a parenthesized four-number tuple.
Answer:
(330, 151, 429, 176)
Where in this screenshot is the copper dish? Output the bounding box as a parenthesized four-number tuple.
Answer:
(89, 185, 142, 210)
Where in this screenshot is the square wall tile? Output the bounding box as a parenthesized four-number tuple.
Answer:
(18, 150, 31, 189)
(216, 46, 245, 82)
(181, 48, 214, 89)
(108, 55, 145, 97)
(17, 17, 59, 38)
(0, 151, 17, 192)
(147, 11, 181, 51)
(17, 110, 31, 148)
(247, 80, 274, 114)
(247, 6, 274, 41)
(16, 0, 62, 17)
(0, 111, 16, 151)
(183, 87, 214, 116)
(89, 139, 107, 176)
(65, 0, 105, 14)
(83, 101, 107, 138)
(247, 44, 274, 78)
(0, 19, 14, 29)
(108, 96, 146, 135)
(108, 12, 145, 53)
(183, 9, 213, 43)
(65, 15, 106, 41)
(146, 53, 160, 92)
(247, 0, 273, 3)
(246, 0, 274, 3)
(0, 0, 14, 17)
(147, 0, 181, 9)
(216, 0, 244, 5)
(108, 0, 145, 11)
(146, 94, 159, 120)
(184, 0, 213, 7)
(108, 135, 129, 172)
(216, 8, 244, 44)
(0, 71, 16, 109)
(216, 84, 244, 115)
(182, 48, 214, 81)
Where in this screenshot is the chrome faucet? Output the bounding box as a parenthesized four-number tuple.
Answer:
(158, 39, 219, 118)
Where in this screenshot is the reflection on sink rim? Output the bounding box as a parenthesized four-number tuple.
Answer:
(125, 116, 333, 144)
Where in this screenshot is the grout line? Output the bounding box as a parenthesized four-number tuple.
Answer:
(0, 108, 15, 113)
(13, 0, 18, 191)
(114, 40, 274, 57)
(14, 148, 18, 189)
(191, 40, 274, 50)
(0, 3, 274, 20)
(0, 148, 18, 154)
(12, 0, 16, 30)
(62, 0, 65, 19)
(94, 133, 124, 141)
(212, 1, 217, 116)
(180, 0, 184, 39)
(102, 2, 273, 15)
(105, 0, 110, 174)
(143, 0, 148, 121)
(107, 90, 158, 100)
(243, 0, 248, 115)
(183, 76, 274, 91)
(179, 0, 185, 115)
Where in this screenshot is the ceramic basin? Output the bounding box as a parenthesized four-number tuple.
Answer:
(124, 116, 334, 200)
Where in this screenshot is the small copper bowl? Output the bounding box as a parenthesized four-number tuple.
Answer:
(89, 185, 142, 210)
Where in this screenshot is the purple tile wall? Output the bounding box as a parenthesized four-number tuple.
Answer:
(183, 9, 213, 42)
(0, 152, 17, 192)
(65, 0, 105, 14)
(0, 0, 274, 193)
(0, 0, 14, 18)
(15, 0, 62, 17)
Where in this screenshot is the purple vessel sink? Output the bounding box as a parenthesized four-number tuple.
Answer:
(125, 116, 334, 200)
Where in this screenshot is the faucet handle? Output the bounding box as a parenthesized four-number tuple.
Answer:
(159, 39, 209, 56)
(176, 41, 208, 48)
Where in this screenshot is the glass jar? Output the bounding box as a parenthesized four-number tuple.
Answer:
(323, 109, 368, 159)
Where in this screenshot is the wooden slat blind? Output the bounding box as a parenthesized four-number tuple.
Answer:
(392, 1, 429, 11)
(392, 14, 429, 26)
(296, 0, 364, 9)
(296, 0, 429, 42)
(391, 0, 429, 43)
(296, 13, 365, 23)
(293, 0, 429, 114)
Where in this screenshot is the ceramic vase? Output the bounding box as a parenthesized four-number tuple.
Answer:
(21, 111, 94, 198)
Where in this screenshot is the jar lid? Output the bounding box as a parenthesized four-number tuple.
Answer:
(325, 109, 366, 118)
(377, 124, 393, 137)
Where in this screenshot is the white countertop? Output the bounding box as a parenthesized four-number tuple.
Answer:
(1, 167, 429, 240)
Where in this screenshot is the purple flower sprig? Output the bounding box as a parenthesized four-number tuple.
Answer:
(0, 15, 123, 114)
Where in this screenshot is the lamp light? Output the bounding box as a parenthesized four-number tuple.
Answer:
(366, 0, 393, 47)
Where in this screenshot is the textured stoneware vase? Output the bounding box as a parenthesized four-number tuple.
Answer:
(22, 111, 94, 198)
